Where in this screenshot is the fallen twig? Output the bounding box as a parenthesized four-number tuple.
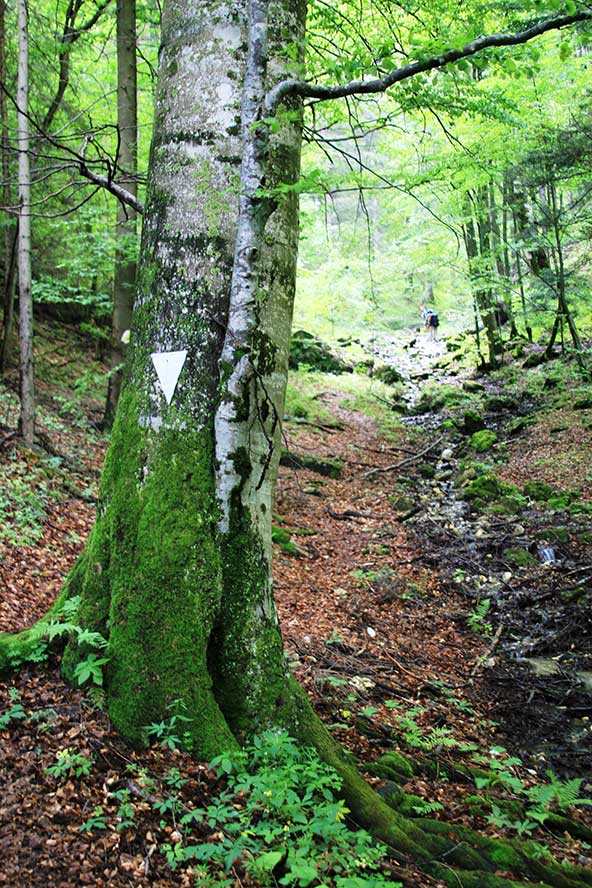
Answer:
(363, 436, 444, 479)
(326, 506, 383, 520)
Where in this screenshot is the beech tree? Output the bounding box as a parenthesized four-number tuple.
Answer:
(3, 2, 592, 885)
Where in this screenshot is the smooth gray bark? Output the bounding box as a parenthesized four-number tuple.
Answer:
(17, 0, 34, 445)
(0, 0, 16, 374)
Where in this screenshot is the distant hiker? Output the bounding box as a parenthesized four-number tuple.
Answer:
(420, 305, 439, 341)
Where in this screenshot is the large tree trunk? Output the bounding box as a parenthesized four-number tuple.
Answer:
(104, 0, 139, 427)
(58, 0, 309, 758)
(17, 0, 34, 444)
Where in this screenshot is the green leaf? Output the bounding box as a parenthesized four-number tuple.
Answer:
(257, 850, 284, 871)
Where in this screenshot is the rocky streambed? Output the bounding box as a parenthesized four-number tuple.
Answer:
(365, 329, 592, 777)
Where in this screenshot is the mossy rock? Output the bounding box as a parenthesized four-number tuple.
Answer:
(418, 463, 436, 478)
(280, 450, 343, 479)
(537, 526, 570, 544)
(507, 416, 529, 435)
(573, 396, 592, 410)
(271, 526, 299, 557)
(461, 409, 486, 435)
(522, 352, 547, 368)
(503, 547, 537, 567)
(390, 494, 416, 512)
(373, 364, 404, 385)
(523, 481, 556, 502)
(483, 394, 518, 412)
(490, 494, 528, 514)
(470, 429, 497, 452)
(365, 751, 415, 782)
(543, 375, 561, 389)
(289, 330, 351, 374)
(547, 492, 576, 510)
(569, 501, 592, 515)
(463, 473, 518, 504)
(414, 385, 469, 415)
(462, 380, 486, 393)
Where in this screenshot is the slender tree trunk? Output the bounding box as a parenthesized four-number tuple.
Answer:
(17, 0, 34, 445)
(104, 0, 138, 427)
(462, 192, 498, 367)
(544, 178, 583, 365)
(0, 0, 16, 373)
(499, 177, 518, 337)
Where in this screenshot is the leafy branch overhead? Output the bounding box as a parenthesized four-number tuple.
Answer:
(265, 5, 592, 111)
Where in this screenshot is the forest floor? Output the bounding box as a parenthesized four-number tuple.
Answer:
(0, 321, 591, 887)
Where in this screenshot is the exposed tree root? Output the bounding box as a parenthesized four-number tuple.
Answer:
(283, 682, 592, 888)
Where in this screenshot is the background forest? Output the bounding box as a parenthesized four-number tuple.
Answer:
(1, 0, 592, 392)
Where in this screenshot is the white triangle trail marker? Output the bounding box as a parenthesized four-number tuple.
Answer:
(150, 349, 187, 405)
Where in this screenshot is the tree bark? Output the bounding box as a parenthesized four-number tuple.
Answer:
(0, 0, 16, 374)
(17, 0, 34, 445)
(104, 0, 139, 427)
(59, 0, 307, 759)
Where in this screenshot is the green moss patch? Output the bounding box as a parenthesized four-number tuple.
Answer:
(503, 547, 537, 567)
(470, 430, 498, 452)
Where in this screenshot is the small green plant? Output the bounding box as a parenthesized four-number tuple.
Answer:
(468, 598, 493, 636)
(110, 789, 136, 831)
(475, 749, 592, 835)
(0, 688, 27, 728)
(73, 652, 111, 687)
(79, 806, 108, 833)
(0, 459, 56, 546)
(324, 629, 344, 646)
(389, 706, 476, 754)
(410, 800, 445, 816)
(143, 699, 194, 751)
(46, 748, 93, 780)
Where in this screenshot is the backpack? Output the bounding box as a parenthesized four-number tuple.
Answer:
(428, 311, 439, 328)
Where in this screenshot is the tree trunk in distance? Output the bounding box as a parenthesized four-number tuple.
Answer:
(104, 0, 138, 427)
(17, 0, 34, 445)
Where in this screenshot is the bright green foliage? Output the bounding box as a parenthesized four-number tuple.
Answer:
(502, 547, 538, 567)
(143, 699, 196, 752)
(46, 748, 93, 780)
(0, 459, 56, 546)
(0, 688, 27, 728)
(272, 525, 300, 556)
(73, 653, 111, 687)
(523, 481, 557, 502)
(474, 749, 592, 836)
(161, 730, 399, 888)
(79, 806, 108, 833)
(468, 598, 493, 636)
